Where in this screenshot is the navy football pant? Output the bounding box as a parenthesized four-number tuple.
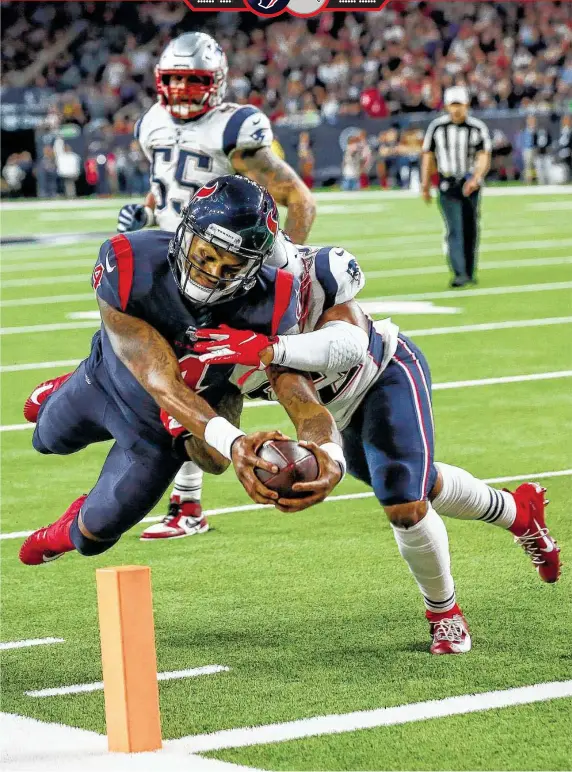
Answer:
(33, 361, 182, 547)
(342, 335, 438, 506)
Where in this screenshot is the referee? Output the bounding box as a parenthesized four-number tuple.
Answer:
(421, 87, 492, 287)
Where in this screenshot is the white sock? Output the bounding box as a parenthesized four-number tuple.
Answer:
(391, 506, 456, 614)
(172, 461, 203, 503)
(433, 462, 516, 529)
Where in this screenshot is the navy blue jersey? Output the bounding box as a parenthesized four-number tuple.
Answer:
(89, 230, 298, 438)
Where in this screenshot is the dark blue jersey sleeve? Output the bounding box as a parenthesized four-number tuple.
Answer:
(92, 233, 152, 314)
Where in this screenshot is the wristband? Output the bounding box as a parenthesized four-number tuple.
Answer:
(320, 442, 346, 480)
(204, 416, 245, 461)
(144, 206, 156, 227)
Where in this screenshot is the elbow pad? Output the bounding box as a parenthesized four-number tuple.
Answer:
(272, 321, 369, 373)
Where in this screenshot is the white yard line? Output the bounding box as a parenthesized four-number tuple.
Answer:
(177, 680, 572, 754)
(358, 239, 572, 262)
(0, 293, 95, 308)
(0, 359, 82, 373)
(366, 256, 572, 279)
(3, 675, 572, 770)
(3, 254, 567, 291)
(25, 665, 229, 698)
(2, 370, 570, 433)
(405, 316, 572, 336)
(1, 275, 89, 288)
(0, 258, 96, 273)
(433, 370, 572, 389)
(346, 227, 567, 248)
(2, 469, 571, 541)
(1, 186, 570, 211)
(527, 201, 572, 210)
(0, 713, 260, 771)
(2, 311, 571, 339)
(1, 245, 99, 261)
(2, 282, 568, 314)
(0, 320, 99, 335)
(374, 281, 572, 302)
(0, 637, 64, 651)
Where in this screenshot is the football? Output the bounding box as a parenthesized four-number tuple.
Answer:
(255, 440, 319, 498)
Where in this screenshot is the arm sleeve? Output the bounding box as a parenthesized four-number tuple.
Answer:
(475, 121, 492, 153)
(272, 320, 369, 373)
(222, 106, 273, 157)
(92, 234, 148, 314)
(422, 121, 437, 153)
(314, 247, 366, 310)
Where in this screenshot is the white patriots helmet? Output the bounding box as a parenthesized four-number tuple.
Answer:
(155, 32, 228, 120)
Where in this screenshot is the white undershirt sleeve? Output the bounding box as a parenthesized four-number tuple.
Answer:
(271, 320, 369, 373)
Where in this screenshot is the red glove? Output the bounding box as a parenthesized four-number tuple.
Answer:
(193, 324, 277, 368)
(160, 409, 188, 439)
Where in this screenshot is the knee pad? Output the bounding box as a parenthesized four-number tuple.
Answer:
(70, 518, 119, 557)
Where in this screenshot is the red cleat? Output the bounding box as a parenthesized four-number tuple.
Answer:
(23, 373, 73, 423)
(509, 483, 561, 583)
(427, 604, 471, 655)
(140, 498, 209, 540)
(19, 495, 86, 565)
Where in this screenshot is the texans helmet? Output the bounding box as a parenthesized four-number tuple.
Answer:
(169, 175, 279, 306)
(155, 32, 228, 120)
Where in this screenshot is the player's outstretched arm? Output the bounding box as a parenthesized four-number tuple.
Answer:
(266, 366, 345, 513)
(183, 388, 243, 475)
(232, 147, 316, 244)
(194, 299, 370, 374)
(98, 296, 283, 500)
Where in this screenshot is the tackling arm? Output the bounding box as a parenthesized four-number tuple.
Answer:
(232, 147, 316, 244)
(194, 299, 370, 374)
(264, 299, 369, 372)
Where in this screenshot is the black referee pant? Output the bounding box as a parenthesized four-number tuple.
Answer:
(438, 182, 480, 282)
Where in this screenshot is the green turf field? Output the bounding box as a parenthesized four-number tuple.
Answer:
(1, 190, 572, 770)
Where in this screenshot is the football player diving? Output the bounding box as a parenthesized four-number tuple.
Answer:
(20, 177, 342, 568)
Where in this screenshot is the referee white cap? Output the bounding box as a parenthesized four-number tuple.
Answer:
(444, 86, 470, 106)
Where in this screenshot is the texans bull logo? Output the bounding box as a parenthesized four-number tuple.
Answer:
(266, 206, 279, 237)
(245, 0, 328, 17)
(194, 181, 218, 199)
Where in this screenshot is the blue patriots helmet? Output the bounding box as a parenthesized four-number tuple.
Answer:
(169, 175, 279, 306)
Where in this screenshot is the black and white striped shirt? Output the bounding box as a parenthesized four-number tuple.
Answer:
(423, 115, 492, 179)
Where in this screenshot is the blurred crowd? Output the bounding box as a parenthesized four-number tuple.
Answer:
(2, 1, 572, 131)
(1, 1, 572, 197)
(292, 113, 572, 192)
(2, 139, 149, 198)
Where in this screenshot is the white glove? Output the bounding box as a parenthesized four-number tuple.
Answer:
(117, 204, 152, 233)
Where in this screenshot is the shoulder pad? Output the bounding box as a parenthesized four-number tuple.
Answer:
(221, 106, 273, 156)
(314, 247, 365, 309)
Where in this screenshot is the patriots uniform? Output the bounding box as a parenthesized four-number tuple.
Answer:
(136, 102, 273, 231)
(236, 240, 437, 506)
(237, 240, 399, 430)
(32, 229, 299, 539)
